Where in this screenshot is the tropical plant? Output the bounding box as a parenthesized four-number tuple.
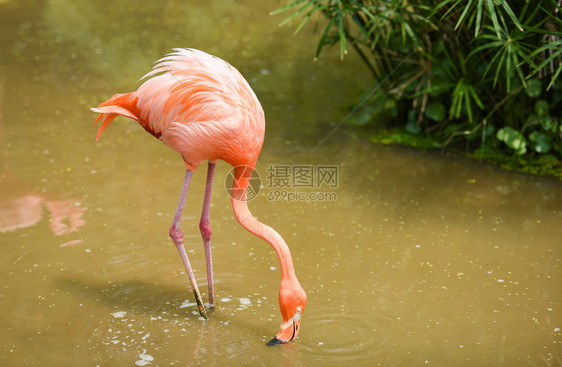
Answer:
(274, 0, 562, 174)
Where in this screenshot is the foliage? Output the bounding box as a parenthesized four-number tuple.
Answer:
(274, 0, 562, 176)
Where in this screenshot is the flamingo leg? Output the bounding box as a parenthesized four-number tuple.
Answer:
(199, 160, 216, 306)
(169, 169, 208, 319)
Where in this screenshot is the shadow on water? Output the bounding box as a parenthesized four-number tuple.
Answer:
(56, 275, 281, 365)
(57, 277, 204, 317)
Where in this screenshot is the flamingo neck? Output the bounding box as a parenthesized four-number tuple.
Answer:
(230, 166, 296, 281)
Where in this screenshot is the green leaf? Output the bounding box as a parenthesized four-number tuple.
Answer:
(315, 15, 337, 59)
(425, 102, 446, 122)
(496, 0, 524, 31)
(455, 0, 476, 31)
(270, 0, 308, 16)
(409, 83, 456, 98)
(492, 48, 507, 88)
(528, 40, 562, 59)
(534, 100, 549, 116)
(527, 40, 562, 89)
(485, 0, 502, 38)
(278, 2, 313, 27)
(525, 79, 541, 98)
(529, 131, 551, 153)
(467, 85, 485, 109)
(539, 116, 558, 133)
(475, 0, 483, 36)
(337, 14, 347, 60)
(401, 20, 419, 46)
(547, 64, 562, 91)
(293, 5, 325, 35)
(406, 120, 422, 134)
(497, 127, 527, 155)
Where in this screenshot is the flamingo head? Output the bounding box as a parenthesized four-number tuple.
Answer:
(266, 279, 307, 345)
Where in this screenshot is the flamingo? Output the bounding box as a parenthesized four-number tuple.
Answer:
(91, 48, 306, 345)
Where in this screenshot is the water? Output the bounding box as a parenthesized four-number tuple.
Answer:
(1, 0, 561, 366)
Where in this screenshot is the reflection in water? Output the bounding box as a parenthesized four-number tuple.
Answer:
(0, 194, 42, 233)
(0, 193, 85, 236)
(1, 0, 561, 366)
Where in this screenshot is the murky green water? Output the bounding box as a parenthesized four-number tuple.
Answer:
(1, 1, 561, 366)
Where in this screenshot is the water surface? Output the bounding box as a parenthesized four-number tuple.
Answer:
(1, 1, 561, 366)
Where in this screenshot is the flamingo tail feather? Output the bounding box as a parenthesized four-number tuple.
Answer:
(91, 93, 140, 141)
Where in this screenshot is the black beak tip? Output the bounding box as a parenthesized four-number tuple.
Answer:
(266, 336, 287, 346)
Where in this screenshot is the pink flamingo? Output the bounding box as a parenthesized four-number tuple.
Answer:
(92, 48, 306, 345)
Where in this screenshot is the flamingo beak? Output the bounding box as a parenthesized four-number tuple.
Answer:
(266, 307, 302, 346)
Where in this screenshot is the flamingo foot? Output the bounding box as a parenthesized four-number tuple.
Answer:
(193, 289, 208, 320)
(266, 336, 287, 346)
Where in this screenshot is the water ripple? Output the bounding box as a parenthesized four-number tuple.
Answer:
(299, 311, 392, 362)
